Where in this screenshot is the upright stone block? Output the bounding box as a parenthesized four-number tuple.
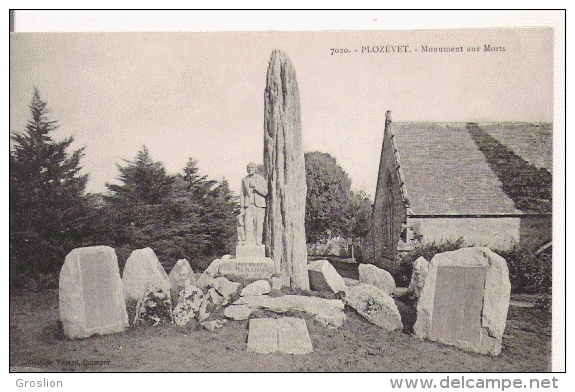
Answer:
(59, 246, 128, 339)
(122, 247, 170, 303)
(408, 256, 429, 299)
(414, 247, 511, 356)
(308, 259, 346, 293)
(263, 50, 309, 290)
(168, 258, 196, 300)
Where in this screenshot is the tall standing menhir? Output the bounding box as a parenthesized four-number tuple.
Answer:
(263, 50, 309, 290)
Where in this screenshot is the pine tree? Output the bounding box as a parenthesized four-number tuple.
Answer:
(103, 152, 239, 272)
(107, 146, 173, 204)
(10, 89, 89, 275)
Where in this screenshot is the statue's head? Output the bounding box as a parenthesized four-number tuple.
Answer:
(247, 162, 257, 175)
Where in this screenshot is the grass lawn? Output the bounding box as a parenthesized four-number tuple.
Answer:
(9, 289, 551, 372)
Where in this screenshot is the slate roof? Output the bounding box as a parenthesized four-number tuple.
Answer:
(391, 122, 522, 216)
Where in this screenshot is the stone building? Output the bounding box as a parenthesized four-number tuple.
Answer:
(364, 112, 552, 270)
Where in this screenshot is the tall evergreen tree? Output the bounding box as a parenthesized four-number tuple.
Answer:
(107, 146, 173, 204)
(103, 150, 238, 271)
(10, 89, 89, 275)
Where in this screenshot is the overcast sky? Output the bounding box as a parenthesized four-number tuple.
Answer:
(10, 28, 553, 197)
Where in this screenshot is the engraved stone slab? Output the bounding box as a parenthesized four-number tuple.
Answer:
(236, 257, 275, 279)
(236, 245, 265, 259)
(429, 266, 487, 346)
(414, 247, 511, 356)
(277, 317, 313, 355)
(247, 318, 279, 354)
(247, 317, 313, 354)
(59, 246, 128, 339)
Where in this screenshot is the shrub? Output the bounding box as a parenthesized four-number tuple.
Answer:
(494, 245, 552, 295)
(395, 238, 467, 286)
(396, 240, 551, 296)
(134, 288, 173, 326)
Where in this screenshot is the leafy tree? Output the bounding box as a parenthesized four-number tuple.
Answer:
(304, 151, 372, 248)
(305, 151, 352, 242)
(10, 89, 89, 276)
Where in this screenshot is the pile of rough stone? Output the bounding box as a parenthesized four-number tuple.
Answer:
(58, 245, 510, 357)
(58, 246, 403, 339)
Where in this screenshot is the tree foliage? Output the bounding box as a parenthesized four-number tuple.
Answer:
(104, 150, 238, 271)
(304, 151, 372, 244)
(10, 89, 89, 276)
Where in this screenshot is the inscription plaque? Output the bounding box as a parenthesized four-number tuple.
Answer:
(429, 266, 487, 346)
(236, 260, 275, 279)
(80, 251, 120, 329)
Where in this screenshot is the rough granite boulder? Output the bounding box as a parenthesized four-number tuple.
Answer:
(210, 277, 241, 305)
(202, 320, 225, 332)
(59, 246, 129, 339)
(408, 256, 429, 299)
(172, 285, 204, 326)
(307, 260, 346, 294)
(195, 258, 221, 289)
(134, 288, 172, 326)
(168, 259, 196, 300)
(263, 50, 309, 290)
(240, 280, 271, 297)
(344, 283, 403, 331)
(413, 247, 511, 356)
(198, 287, 226, 322)
(122, 248, 170, 303)
(358, 263, 396, 295)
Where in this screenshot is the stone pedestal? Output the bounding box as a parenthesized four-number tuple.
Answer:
(236, 245, 265, 259)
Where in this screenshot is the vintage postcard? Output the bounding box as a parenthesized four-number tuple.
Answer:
(8, 9, 564, 387)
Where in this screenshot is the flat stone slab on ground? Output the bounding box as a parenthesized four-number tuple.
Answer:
(247, 318, 313, 354)
(277, 317, 314, 354)
(223, 304, 254, 320)
(234, 294, 346, 329)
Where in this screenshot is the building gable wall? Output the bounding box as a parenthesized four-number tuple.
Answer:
(365, 112, 407, 270)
